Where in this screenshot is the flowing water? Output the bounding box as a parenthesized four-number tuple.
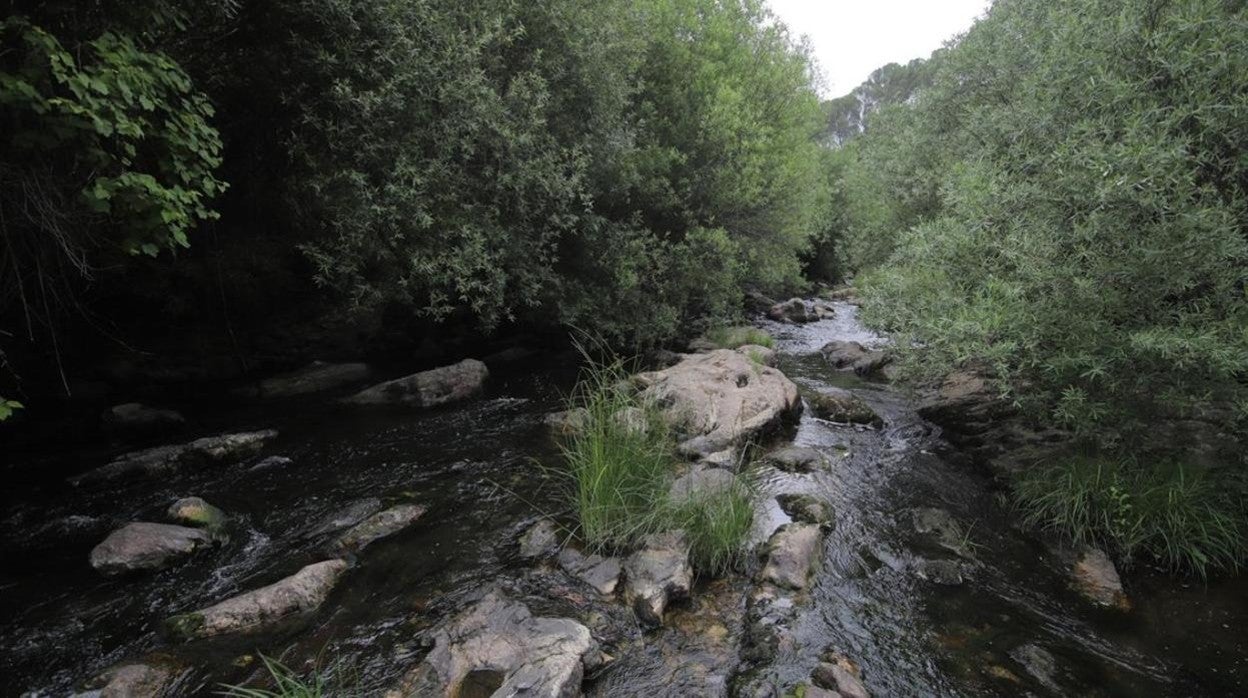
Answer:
(1, 303, 1244, 696)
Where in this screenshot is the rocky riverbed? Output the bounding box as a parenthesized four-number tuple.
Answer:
(2, 300, 1245, 696)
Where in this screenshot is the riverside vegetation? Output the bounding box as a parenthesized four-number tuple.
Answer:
(2, 0, 1247, 694)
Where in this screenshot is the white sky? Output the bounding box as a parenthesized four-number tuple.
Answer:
(767, 0, 990, 96)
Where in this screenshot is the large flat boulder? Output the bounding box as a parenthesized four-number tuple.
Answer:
(255, 361, 373, 398)
(343, 359, 488, 408)
(622, 531, 693, 626)
(328, 503, 426, 556)
(166, 559, 348, 640)
(70, 430, 278, 486)
(386, 591, 598, 698)
(90, 522, 213, 576)
(635, 348, 800, 461)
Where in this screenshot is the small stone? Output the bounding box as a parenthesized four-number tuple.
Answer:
(915, 558, 964, 586)
(558, 548, 622, 596)
(623, 531, 693, 626)
(812, 651, 870, 698)
(249, 455, 292, 472)
(760, 523, 823, 590)
(776, 493, 833, 525)
(1071, 547, 1130, 610)
(763, 446, 827, 473)
(1009, 643, 1061, 693)
(519, 519, 561, 559)
(167, 497, 226, 530)
(806, 389, 882, 426)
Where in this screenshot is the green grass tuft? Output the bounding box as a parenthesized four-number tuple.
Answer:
(1014, 456, 1246, 578)
(557, 340, 754, 574)
(219, 654, 347, 698)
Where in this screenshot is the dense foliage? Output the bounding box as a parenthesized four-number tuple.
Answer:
(825, 0, 1248, 571)
(0, 0, 827, 402)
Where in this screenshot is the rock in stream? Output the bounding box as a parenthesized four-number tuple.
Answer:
(89, 522, 214, 576)
(343, 358, 488, 408)
(70, 430, 279, 486)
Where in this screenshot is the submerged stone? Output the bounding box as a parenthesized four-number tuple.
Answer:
(813, 649, 870, 698)
(343, 358, 488, 408)
(329, 503, 426, 556)
(558, 547, 622, 596)
(776, 493, 833, 525)
(915, 558, 964, 586)
(102, 402, 185, 434)
(1071, 547, 1130, 610)
(304, 498, 385, 539)
(71, 430, 279, 486)
(763, 446, 828, 473)
(87, 661, 180, 697)
(807, 388, 882, 426)
(519, 519, 562, 559)
(254, 361, 373, 398)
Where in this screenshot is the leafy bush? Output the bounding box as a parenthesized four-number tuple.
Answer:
(1015, 456, 1246, 577)
(844, 0, 1248, 447)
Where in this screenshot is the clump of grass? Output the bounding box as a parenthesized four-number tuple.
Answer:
(558, 340, 754, 573)
(219, 654, 350, 698)
(705, 325, 774, 349)
(561, 351, 674, 550)
(1014, 455, 1245, 577)
(671, 479, 755, 574)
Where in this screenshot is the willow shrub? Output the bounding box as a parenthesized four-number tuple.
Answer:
(850, 0, 1248, 446)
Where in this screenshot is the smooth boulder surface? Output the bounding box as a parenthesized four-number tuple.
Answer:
(1071, 548, 1130, 610)
(255, 361, 373, 398)
(635, 348, 800, 461)
(70, 430, 278, 486)
(623, 530, 693, 626)
(343, 358, 488, 408)
(166, 559, 348, 640)
(167, 497, 226, 530)
(807, 388, 882, 426)
(760, 523, 823, 591)
(102, 402, 185, 434)
(90, 522, 213, 576)
(386, 591, 597, 698)
(329, 503, 426, 555)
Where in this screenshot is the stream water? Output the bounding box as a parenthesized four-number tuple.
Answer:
(1, 302, 1244, 696)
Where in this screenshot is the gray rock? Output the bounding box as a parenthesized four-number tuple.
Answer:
(255, 361, 373, 398)
(915, 558, 964, 586)
(821, 340, 870, 368)
(249, 455, 293, 472)
(807, 389, 882, 426)
(90, 661, 179, 697)
(519, 519, 562, 559)
(166, 559, 348, 640)
(764, 446, 828, 473)
(767, 298, 816, 323)
(329, 503, 426, 556)
(385, 591, 597, 698)
(343, 358, 488, 408)
(760, 523, 823, 590)
(668, 467, 738, 502)
(558, 547, 622, 596)
(90, 522, 213, 576)
(167, 497, 227, 531)
(544, 408, 588, 438)
(623, 530, 693, 626)
(813, 650, 870, 698)
(304, 498, 385, 539)
(911, 507, 971, 557)
(635, 349, 800, 461)
(71, 430, 279, 486)
(1072, 547, 1130, 610)
(776, 493, 833, 525)
(102, 403, 185, 434)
